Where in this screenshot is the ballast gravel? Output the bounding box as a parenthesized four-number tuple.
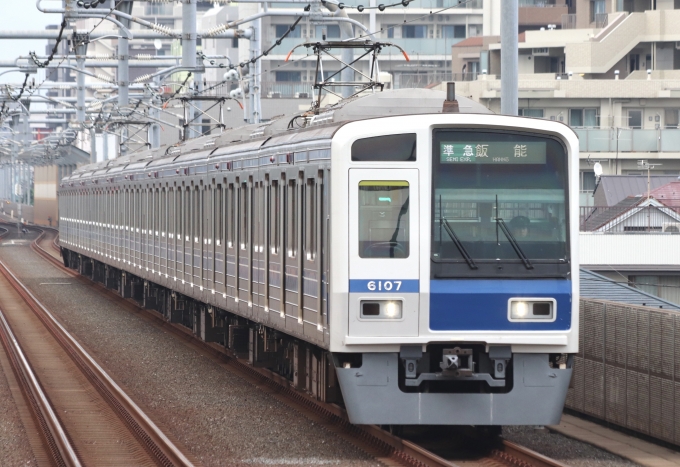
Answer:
(503, 426, 641, 467)
(0, 237, 378, 467)
(0, 350, 38, 466)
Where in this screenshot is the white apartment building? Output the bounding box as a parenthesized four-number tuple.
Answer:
(449, 4, 680, 206)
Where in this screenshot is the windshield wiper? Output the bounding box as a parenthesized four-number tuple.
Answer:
(495, 217, 534, 270)
(441, 218, 477, 269)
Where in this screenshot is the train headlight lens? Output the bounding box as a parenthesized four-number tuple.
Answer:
(385, 301, 400, 318)
(361, 300, 402, 319)
(509, 299, 555, 321)
(513, 301, 529, 318)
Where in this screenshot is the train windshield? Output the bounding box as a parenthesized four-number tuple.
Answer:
(431, 130, 569, 278)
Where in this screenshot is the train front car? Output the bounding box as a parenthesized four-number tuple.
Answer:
(330, 113, 579, 426)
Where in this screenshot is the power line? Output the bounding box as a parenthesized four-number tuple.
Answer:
(328, 0, 415, 11)
(12, 74, 31, 102)
(349, 0, 478, 41)
(29, 20, 68, 68)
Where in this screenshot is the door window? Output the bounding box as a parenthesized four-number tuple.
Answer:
(358, 181, 410, 258)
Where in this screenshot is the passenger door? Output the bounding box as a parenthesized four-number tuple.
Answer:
(348, 169, 419, 337)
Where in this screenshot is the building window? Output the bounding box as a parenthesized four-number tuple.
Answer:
(580, 171, 596, 192)
(570, 108, 599, 128)
(590, 0, 606, 22)
(315, 25, 341, 39)
(629, 54, 640, 72)
(442, 25, 466, 38)
(665, 109, 679, 129)
(403, 25, 428, 38)
(519, 108, 544, 118)
(275, 24, 301, 38)
(627, 109, 642, 129)
(144, 3, 173, 15)
(386, 26, 395, 38)
(275, 71, 301, 82)
(468, 24, 482, 37)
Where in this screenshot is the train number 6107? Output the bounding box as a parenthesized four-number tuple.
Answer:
(367, 280, 402, 291)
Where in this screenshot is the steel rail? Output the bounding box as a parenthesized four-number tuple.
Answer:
(0, 228, 194, 467)
(31, 225, 568, 467)
(0, 306, 81, 467)
(0, 228, 80, 467)
(498, 439, 571, 467)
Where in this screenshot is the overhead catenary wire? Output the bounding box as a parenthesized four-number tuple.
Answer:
(346, 0, 479, 41)
(29, 20, 67, 68)
(324, 0, 415, 12)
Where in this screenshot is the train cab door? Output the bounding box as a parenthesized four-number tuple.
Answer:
(348, 169, 420, 337)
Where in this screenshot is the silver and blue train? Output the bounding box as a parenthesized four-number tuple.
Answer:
(58, 88, 578, 426)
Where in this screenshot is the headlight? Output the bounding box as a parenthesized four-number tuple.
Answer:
(361, 300, 403, 319)
(509, 299, 555, 321)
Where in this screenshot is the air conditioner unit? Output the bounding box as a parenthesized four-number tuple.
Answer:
(532, 48, 549, 56)
(662, 222, 680, 232)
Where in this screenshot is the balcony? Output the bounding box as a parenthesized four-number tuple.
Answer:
(387, 37, 466, 56)
(519, 1, 569, 27)
(262, 36, 465, 59)
(573, 128, 680, 153)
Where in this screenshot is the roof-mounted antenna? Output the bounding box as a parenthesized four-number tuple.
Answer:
(443, 82, 459, 113)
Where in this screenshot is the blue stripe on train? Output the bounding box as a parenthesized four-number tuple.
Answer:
(349, 279, 419, 293)
(430, 279, 572, 331)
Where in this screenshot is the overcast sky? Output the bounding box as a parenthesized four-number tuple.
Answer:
(0, 1, 56, 83)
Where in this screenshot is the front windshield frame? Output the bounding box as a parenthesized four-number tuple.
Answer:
(430, 128, 571, 279)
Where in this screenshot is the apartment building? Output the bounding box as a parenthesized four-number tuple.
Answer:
(450, 2, 680, 207)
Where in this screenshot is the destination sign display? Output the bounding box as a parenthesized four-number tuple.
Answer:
(439, 141, 547, 164)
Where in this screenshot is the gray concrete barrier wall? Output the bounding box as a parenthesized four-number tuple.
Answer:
(0, 200, 34, 224)
(566, 299, 680, 444)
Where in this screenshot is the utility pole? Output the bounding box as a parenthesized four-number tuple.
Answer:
(117, 1, 133, 156)
(149, 77, 162, 148)
(500, 0, 518, 116)
(183, 0, 198, 136)
(244, 7, 262, 125)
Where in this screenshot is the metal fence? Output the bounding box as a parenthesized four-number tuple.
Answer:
(562, 13, 577, 29)
(567, 299, 680, 445)
(595, 12, 609, 28)
(580, 205, 680, 232)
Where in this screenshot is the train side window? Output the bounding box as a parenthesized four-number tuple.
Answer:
(287, 179, 297, 258)
(358, 181, 410, 258)
(142, 188, 148, 235)
(194, 186, 200, 243)
(270, 180, 279, 254)
(205, 185, 210, 244)
(155, 188, 160, 236)
(168, 188, 174, 238)
(228, 183, 235, 248)
(161, 188, 166, 236)
(351, 134, 417, 162)
(183, 187, 189, 241)
(215, 184, 223, 246)
(240, 181, 249, 249)
(305, 178, 316, 260)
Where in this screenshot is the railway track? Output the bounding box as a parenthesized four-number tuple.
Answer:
(24, 224, 569, 467)
(0, 226, 195, 467)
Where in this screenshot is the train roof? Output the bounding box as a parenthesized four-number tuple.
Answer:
(64, 88, 492, 180)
